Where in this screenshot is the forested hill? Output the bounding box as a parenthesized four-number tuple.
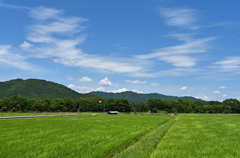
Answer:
(0, 78, 94, 99)
(0, 78, 205, 102)
(89, 91, 205, 103)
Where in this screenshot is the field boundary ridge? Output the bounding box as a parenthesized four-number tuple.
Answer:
(113, 118, 175, 158)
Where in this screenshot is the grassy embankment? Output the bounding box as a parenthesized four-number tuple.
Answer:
(0, 115, 172, 158)
(150, 114, 240, 158)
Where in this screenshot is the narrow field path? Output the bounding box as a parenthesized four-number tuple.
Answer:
(0, 113, 102, 120)
(113, 118, 175, 158)
(175, 115, 180, 120)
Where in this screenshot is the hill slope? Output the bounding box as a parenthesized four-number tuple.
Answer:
(89, 91, 205, 103)
(0, 78, 205, 102)
(0, 78, 94, 99)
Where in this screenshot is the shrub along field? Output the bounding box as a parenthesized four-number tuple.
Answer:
(150, 114, 240, 158)
(0, 115, 172, 158)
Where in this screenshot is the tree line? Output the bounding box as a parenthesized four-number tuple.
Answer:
(0, 95, 240, 113)
(145, 98, 240, 113)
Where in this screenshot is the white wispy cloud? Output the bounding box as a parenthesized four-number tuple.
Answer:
(0, 3, 154, 77)
(66, 84, 128, 93)
(67, 78, 73, 80)
(158, 7, 198, 29)
(109, 88, 128, 93)
(126, 80, 146, 84)
(25, 6, 87, 59)
(223, 94, 227, 97)
(19, 41, 32, 50)
(195, 94, 209, 100)
(0, 45, 11, 56)
(99, 77, 113, 86)
(135, 36, 215, 68)
(29, 6, 63, 20)
(204, 22, 236, 28)
(96, 86, 128, 93)
(180, 86, 187, 90)
(219, 86, 226, 89)
(95, 86, 128, 93)
(213, 56, 240, 73)
(78, 76, 92, 82)
(0, 45, 40, 71)
(150, 83, 159, 86)
(161, 55, 195, 67)
(167, 33, 195, 42)
(5, 5, 149, 76)
(24, 6, 149, 75)
(132, 89, 143, 94)
(96, 86, 104, 91)
(68, 84, 94, 93)
(0, 3, 219, 78)
(213, 91, 220, 94)
(54, 56, 143, 74)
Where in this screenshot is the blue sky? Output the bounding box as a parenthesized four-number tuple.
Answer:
(0, 0, 240, 101)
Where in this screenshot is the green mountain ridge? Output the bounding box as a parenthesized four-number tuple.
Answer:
(89, 91, 205, 103)
(0, 78, 205, 102)
(0, 78, 94, 99)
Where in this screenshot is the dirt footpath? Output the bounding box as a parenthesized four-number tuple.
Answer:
(175, 115, 180, 120)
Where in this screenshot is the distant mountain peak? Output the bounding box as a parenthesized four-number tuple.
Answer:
(0, 78, 205, 102)
(0, 78, 94, 99)
(89, 91, 205, 103)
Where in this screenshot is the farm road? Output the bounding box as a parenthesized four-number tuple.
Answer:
(0, 114, 103, 120)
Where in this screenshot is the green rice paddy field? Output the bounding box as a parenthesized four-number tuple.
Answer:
(0, 114, 240, 158)
(151, 114, 240, 158)
(0, 114, 171, 158)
